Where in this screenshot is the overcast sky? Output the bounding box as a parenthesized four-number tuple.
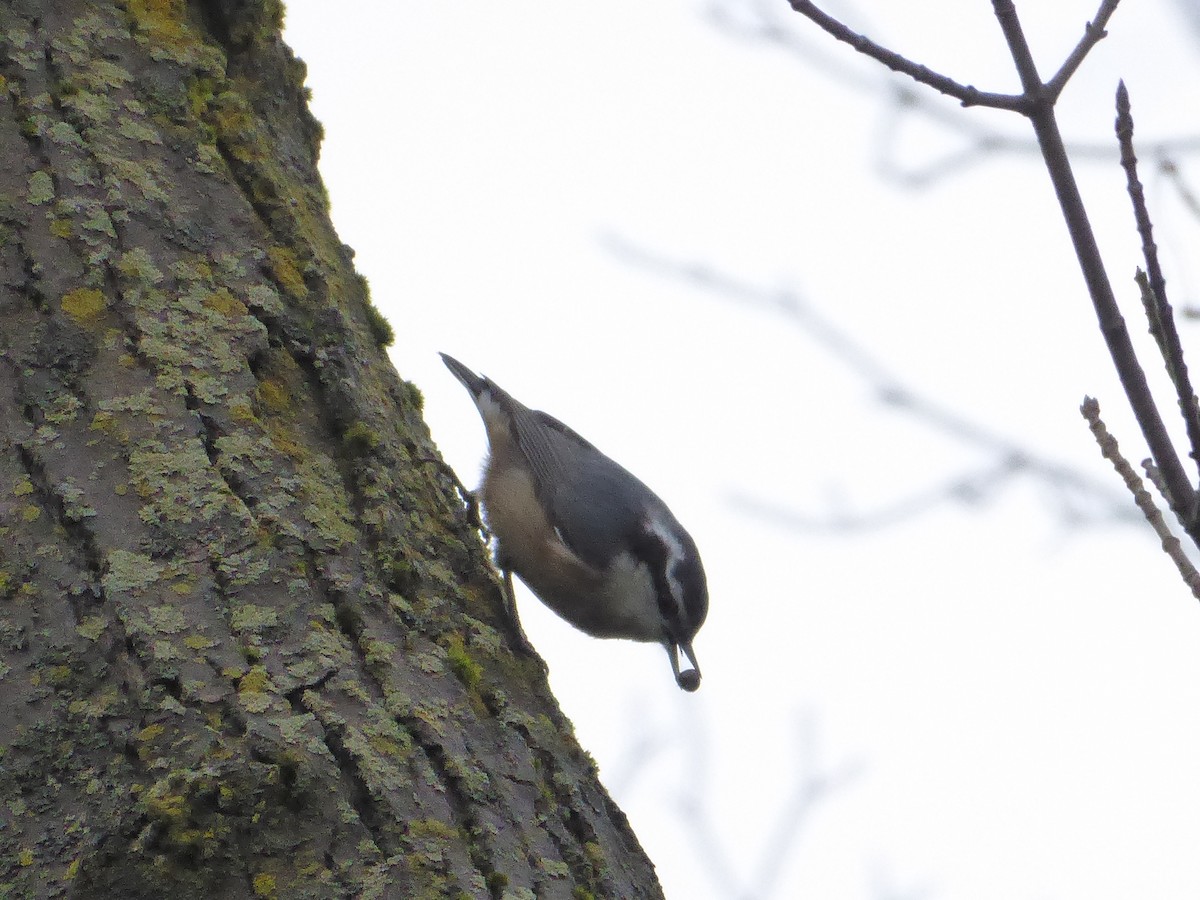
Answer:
(284, 3, 1200, 897)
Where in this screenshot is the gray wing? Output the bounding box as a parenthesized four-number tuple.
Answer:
(507, 398, 657, 568)
(442, 352, 653, 566)
(548, 455, 659, 568)
(506, 401, 597, 499)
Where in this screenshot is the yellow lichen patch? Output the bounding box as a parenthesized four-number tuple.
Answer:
(445, 633, 482, 691)
(256, 378, 291, 414)
(116, 247, 164, 284)
(230, 604, 278, 633)
(408, 818, 460, 841)
(367, 734, 404, 757)
(27, 171, 53, 205)
(49, 218, 72, 238)
(238, 666, 270, 694)
(149, 605, 187, 634)
(252, 873, 277, 898)
(266, 246, 308, 300)
(126, 0, 187, 43)
(90, 410, 129, 443)
(342, 421, 380, 454)
(61, 288, 107, 327)
(210, 90, 258, 161)
(203, 288, 248, 317)
(141, 784, 184, 822)
(186, 76, 216, 118)
(265, 420, 305, 460)
(104, 550, 163, 593)
(183, 634, 215, 650)
(77, 617, 106, 641)
(238, 665, 274, 713)
(229, 401, 257, 424)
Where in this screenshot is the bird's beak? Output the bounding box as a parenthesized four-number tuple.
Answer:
(666, 641, 702, 692)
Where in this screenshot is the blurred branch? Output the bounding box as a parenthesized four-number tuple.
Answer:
(868, 865, 935, 900)
(731, 458, 1081, 534)
(1170, 0, 1200, 41)
(604, 697, 673, 796)
(1160, 157, 1200, 221)
(603, 234, 1140, 531)
(676, 710, 863, 899)
(706, 0, 1200, 187)
(1158, 157, 1200, 317)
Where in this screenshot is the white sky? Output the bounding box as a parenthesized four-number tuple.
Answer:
(284, 3, 1200, 898)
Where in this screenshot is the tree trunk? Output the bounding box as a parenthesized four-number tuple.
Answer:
(0, 2, 662, 897)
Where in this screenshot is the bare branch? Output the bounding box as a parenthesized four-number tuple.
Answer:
(991, 0, 1046, 100)
(1045, 0, 1121, 101)
(603, 235, 1140, 530)
(984, 0, 1199, 532)
(1081, 397, 1200, 599)
(1116, 83, 1200, 487)
(711, 1, 1200, 187)
(786, 0, 1028, 110)
(778, 0, 1200, 547)
(729, 454, 1129, 534)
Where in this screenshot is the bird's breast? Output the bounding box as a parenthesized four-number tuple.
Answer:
(482, 459, 663, 643)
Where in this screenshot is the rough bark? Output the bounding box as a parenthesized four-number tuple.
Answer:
(0, 2, 663, 897)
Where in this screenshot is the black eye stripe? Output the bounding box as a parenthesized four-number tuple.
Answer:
(632, 520, 690, 634)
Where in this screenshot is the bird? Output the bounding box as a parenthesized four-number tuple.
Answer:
(440, 352, 708, 691)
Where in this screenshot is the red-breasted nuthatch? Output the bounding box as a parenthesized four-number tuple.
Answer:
(440, 353, 709, 691)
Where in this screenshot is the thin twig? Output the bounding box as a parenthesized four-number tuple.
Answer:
(1143, 457, 1172, 505)
(786, 0, 1027, 111)
(1081, 397, 1200, 599)
(988, 0, 1196, 534)
(991, 0, 1046, 100)
(728, 458, 1026, 533)
(1135, 269, 1169, 359)
(1045, 0, 1121, 101)
(1116, 83, 1200, 491)
(720, 1, 1200, 187)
